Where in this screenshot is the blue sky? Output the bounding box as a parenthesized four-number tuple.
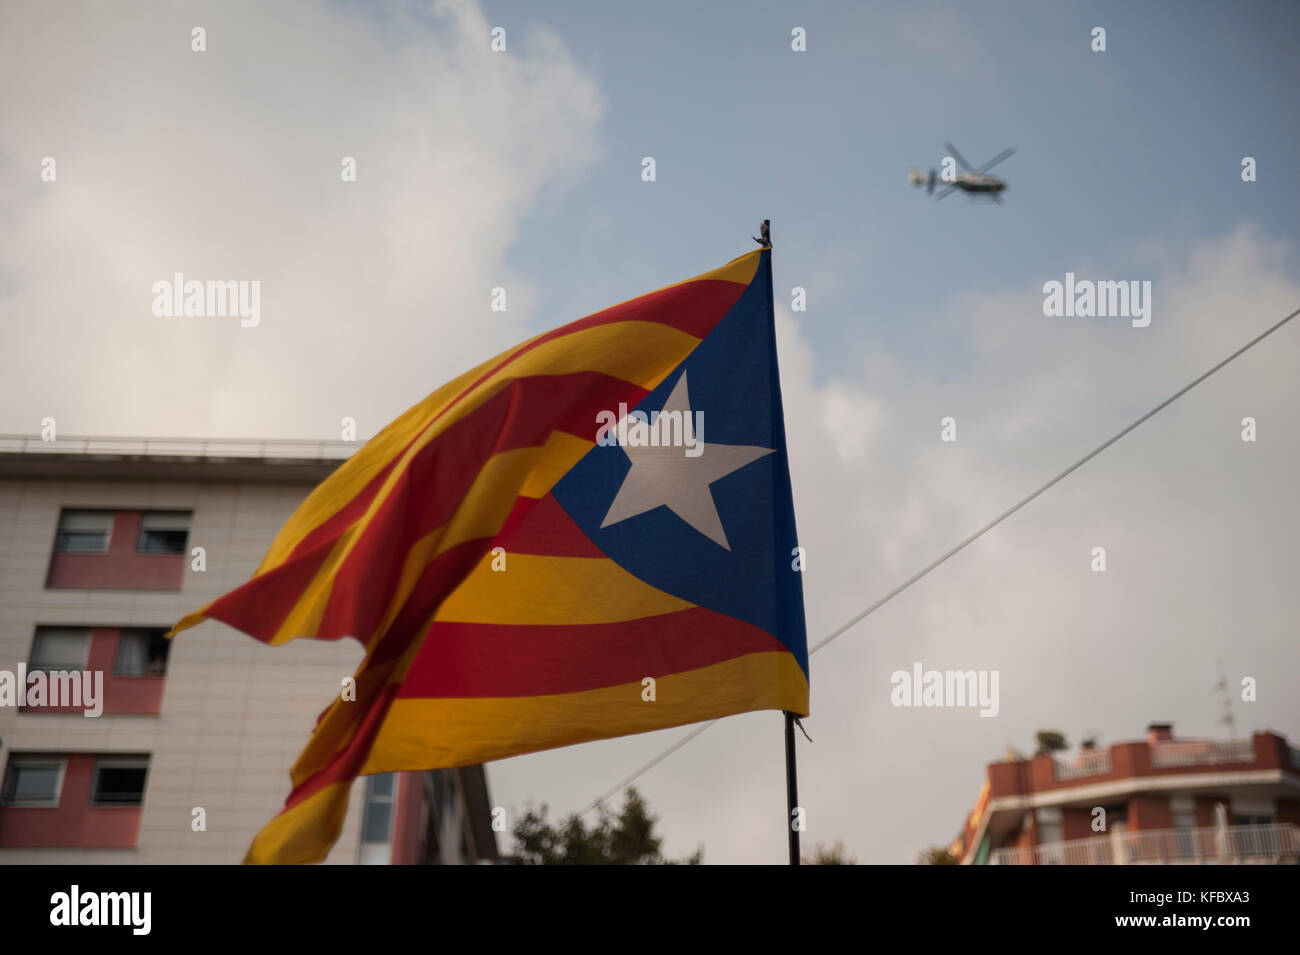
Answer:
(494, 0, 1299, 378)
(479, 0, 1300, 861)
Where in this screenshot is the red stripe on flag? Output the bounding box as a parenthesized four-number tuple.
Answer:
(397, 607, 787, 698)
(203, 536, 337, 643)
(494, 493, 608, 559)
(377, 279, 746, 479)
(312, 371, 645, 643)
(235, 279, 741, 643)
(281, 684, 401, 813)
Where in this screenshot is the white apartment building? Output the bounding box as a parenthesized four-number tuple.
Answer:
(0, 436, 497, 865)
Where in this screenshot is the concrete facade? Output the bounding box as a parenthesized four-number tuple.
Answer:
(0, 449, 372, 863)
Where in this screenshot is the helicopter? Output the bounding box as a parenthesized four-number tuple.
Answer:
(909, 142, 1015, 203)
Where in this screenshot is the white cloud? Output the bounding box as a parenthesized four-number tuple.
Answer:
(0, 0, 603, 439)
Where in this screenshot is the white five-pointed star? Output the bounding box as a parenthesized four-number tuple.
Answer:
(599, 372, 773, 550)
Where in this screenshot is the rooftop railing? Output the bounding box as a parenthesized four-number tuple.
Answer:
(0, 434, 357, 461)
(1150, 739, 1255, 769)
(991, 824, 1300, 865)
(1052, 749, 1113, 781)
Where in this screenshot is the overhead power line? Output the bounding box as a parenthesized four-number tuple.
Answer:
(579, 302, 1300, 817)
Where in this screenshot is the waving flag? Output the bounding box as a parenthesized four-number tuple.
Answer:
(170, 246, 809, 864)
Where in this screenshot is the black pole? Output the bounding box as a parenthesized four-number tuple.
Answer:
(757, 218, 797, 865)
(784, 710, 800, 865)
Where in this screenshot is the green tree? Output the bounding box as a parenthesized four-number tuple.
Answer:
(1034, 730, 1068, 756)
(507, 787, 702, 865)
(803, 840, 856, 865)
(917, 846, 959, 865)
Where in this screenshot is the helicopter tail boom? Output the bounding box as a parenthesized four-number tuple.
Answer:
(908, 168, 938, 194)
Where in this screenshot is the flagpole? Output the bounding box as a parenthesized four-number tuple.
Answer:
(784, 710, 800, 865)
(756, 217, 799, 867)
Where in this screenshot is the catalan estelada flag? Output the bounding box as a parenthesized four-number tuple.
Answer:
(170, 246, 809, 864)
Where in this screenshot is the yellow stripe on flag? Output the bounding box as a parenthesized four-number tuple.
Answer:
(244, 779, 355, 865)
(354, 430, 595, 647)
(255, 320, 698, 578)
(434, 552, 695, 626)
(366, 651, 809, 772)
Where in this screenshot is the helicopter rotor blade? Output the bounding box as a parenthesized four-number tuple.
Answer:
(934, 183, 958, 201)
(944, 141, 975, 173)
(978, 147, 1016, 174)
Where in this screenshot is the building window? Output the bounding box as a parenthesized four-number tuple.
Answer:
(1, 756, 66, 807)
(430, 768, 457, 815)
(361, 773, 396, 844)
(29, 627, 91, 672)
(1231, 795, 1274, 824)
(115, 629, 171, 677)
(90, 758, 149, 806)
(1233, 813, 1273, 826)
(53, 510, 113, 554)
(136, 511, 191, 555)
(431, 769, 447, 814)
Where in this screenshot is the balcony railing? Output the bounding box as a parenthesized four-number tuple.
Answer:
(0, 433, 356, 461)
(1053, 749, 1112, 781)
(990, 824, 1300, 865)
(1150, 739, 1255, 769)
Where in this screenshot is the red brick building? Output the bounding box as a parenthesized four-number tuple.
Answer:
(949, 723, 1300, 864)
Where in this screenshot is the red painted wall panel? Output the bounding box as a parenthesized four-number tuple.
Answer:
(1061, 807, 1094, 841)
(390, 772, 426, 865)
(1128, 794, 1173, 832)
(0, 754, 143, 849)
(20, 629, 165, 716)
(1277, 798, 1300, 826)
(46, 512, 185, 590)
(98, 630, 167, 715)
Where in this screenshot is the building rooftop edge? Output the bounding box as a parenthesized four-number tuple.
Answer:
(0, 435, 354, 484)
(0, 433, 357, 459)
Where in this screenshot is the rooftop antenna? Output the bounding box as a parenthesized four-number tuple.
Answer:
(1212, 659, 1237, 739)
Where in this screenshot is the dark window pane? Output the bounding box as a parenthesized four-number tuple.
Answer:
(360, 773, 395, 843)
(115, 630, 170, 676)
(362, 802, 392, 843)
(137, 530, 188, 554)
(2, 762, 62, 805)
(137, 512, 190, 554)
(55, 511, 113, 554)
(29, 628, 90, 672)
(93, 764, 147, 805)
(56, 532, 110, 553)
(369, 773, 394, 798)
